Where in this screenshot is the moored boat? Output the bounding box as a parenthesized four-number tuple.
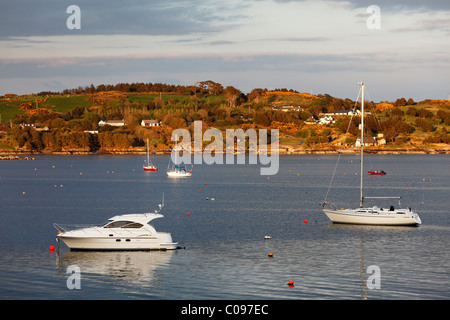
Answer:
(54, 195, 178, 250)
(322, 83, 421, 226)
(143, 138, 158, 171)
(368, 170, 386, 175)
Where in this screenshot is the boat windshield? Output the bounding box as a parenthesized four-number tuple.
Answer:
(103, 221, 144, 228)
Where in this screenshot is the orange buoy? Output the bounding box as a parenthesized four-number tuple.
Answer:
(49, 246, 55, 252)
(268, 253, 274, 258)
(287, 280, 295, 287)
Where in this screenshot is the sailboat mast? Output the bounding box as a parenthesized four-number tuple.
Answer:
(360, 83, 365, 208)
(146, 138, 150, 164)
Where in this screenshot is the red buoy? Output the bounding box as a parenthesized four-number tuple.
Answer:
(49, 246, 55, 252)
(304, 219, 308, 224)
(186, 212, 190, 216)
(287, 280, 295, 287)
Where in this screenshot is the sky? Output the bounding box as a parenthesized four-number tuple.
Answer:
(0, 0, 449, 101)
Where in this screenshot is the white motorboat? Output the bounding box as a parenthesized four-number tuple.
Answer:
(54, 195, 178, 250)
(322, 83, 421, 226)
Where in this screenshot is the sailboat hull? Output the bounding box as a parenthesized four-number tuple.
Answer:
(167, 171, 191, 177)
(143, 166, 158, 171)
(323, 208, 421, 226)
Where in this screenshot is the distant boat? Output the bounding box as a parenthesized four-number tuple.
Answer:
(322, 83, 421, 226)
(368, 170, 386, 175)
(167, 145, 192, 178)
(143, 139, 158, 172)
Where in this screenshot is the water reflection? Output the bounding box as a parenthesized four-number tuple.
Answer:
(56, 250, 173, 289)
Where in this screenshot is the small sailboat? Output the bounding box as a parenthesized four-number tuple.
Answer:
(167, 145, 192, 177)
(322, 83, 421, 226)
(143, 139, 158, 171)
(368, 170, 386, 175)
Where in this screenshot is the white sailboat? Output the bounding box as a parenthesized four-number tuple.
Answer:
(143, 139, 158, 171)
(167, 145, 192, 177)
(322, 83, 421, 226)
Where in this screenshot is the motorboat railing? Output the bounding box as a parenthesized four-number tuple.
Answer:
(53, 223, 155, 236)
(53, 223, 102, 234)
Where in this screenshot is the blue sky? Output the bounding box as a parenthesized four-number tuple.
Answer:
(0, 0, 449, 101)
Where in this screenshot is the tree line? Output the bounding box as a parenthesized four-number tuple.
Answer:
(4, 80, 449, 151)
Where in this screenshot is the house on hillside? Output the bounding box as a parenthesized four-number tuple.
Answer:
(272, 105, 304, 112)
(318, 116, 335, 125)
(20, 123, 49, 132)
(320, 110, 364, 117)
(377, 133, 386, 145)
(141, 120, 160, 127)
(355, 136, 377, 147)
(98, 120, 125, 127)
(305, 116, 317, 125)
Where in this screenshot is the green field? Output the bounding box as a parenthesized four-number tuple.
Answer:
(0, 94, 92, 122)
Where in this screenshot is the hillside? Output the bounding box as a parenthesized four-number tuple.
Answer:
(0, 82, 449, 154)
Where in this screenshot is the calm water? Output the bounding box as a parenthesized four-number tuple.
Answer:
(0, 154, 449, 300)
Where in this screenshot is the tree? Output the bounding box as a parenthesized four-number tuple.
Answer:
(407, 98, 415, 105)
(223, 86, 241, 108)
(196, 80, 223, 95)
(391, 108, 404, 117)
(415, 118, 433, 132)
(436, 110, 450, 125)
(394, 98, 407, 107)
(406, 107, 418, 117)
(248, 88, 264, 102)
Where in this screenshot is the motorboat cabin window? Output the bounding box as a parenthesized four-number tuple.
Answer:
(103, 221, 143, 228)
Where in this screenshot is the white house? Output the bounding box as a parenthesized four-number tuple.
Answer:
(98, 120, 125, 127)
(272, 105, 303, 112)
(320, 110, 362, 117)
(141, 120, 160, 127)
(318, 116, 335, 125)
(355, 137, 377, 147)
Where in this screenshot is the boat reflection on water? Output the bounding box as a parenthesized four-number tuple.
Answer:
(56, 250, 174, 288)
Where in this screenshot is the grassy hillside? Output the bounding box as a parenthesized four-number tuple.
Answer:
(0, 88, 449, 153)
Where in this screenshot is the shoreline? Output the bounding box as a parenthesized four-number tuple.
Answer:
(1, 146, 449, 159)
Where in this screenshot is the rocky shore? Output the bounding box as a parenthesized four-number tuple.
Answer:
(0, 155, 36, 160)
(1, 144, 449, 158)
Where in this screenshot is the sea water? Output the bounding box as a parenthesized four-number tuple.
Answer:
(0, 154, 448, 300)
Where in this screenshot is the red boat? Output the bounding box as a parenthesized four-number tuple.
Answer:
(143, 165, 158, 172)
(368, 170, 386, 175)
(143, 139, 158, 172)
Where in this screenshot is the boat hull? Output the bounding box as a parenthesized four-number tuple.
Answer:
(323, 209, 421, 226)
(143, 166, 158, 171)
(368, 171, 386, 175)
(58, 233, 178, 251)
(167, 171, 191, 177)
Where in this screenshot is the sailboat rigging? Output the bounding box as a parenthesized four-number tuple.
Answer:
(167, 142, 192, 177)
(322, 83, 421, 226)
(143, 139, 158, 171)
